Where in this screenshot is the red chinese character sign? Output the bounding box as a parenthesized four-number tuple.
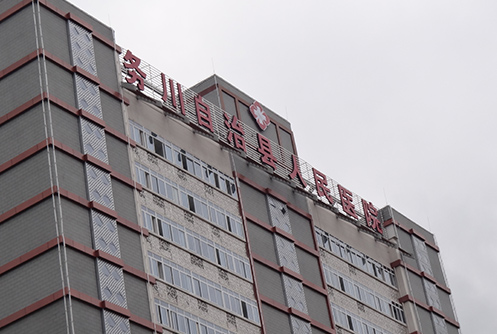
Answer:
(338, 185, 358, 219)
(224, 113, 246, 153)
(312, 168, 334, 205)
(119, 50, 386, 237)
(123, 50, 146, 91)
(257, 133, 277, 169)
(362, 200, 383, 234)
(249, 101, 271, 131)
(289, 155, 307, 188)
(161, 74, 185, 115)
(195, 95, 214, 133)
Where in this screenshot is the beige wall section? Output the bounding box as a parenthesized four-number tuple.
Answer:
(125, 91, 233, 176)
(308, 198, 398, 268)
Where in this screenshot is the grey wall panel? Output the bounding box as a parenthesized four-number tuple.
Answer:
(289, 209, 314, 248)
(418, 307, 436, 334)
(397, 229, 418, 268)
(279, 127, 295, 155)
(100, 91, 125, 133)
(72, 299, 103, 334)
(397, 229, 414, 254)
(427, 247, 447, 285)
(254, 262, 286, 305)
(447, 323, 460, 334)
(438, 288, 456, 320)
(0, 199, 56, 267)
(93, 39, 119, 92)
(0, 105, 46, 166)
(202, 90, 220, 108)
(46, 60, 76, 108)
(118, 225, 144, 271)
(0, 6, 36, 70)
(51, 104, 81, 153)
(123, 273, 151, 321)
(0, 60, 41, 116)
(0, 0, 24, 13)
(0, 248, 62, 319)
(295, 247, 322, 287)
(55, 150, 87, 200)
(392, 208, 436, 245)
(61, 197, 92, 249)
(39, 6, 70, 64)
(275, 235, 300, 273)
(221, 91, 236, 115)
(261, 303, 292, 334)
(0, 299, 68, 334)
(0, 151, 50, 214)
(312, 325, 329, 334)
(407, 271, 427, 305)
(268, 195, 292, 233)
(239, 182, 269, 224)
(46, 0, 114, 41)
(66, 248, 99, 299)
(234, 155, 309, 213)
(247, 221, 278, 264)
(112, 179, 138, 224)
(303, 287, 331, 328)
(106, 134, 131, 178)
(130, 322, 154, 334)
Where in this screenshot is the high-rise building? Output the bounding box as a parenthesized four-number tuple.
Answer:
(0, 1, 461, 333)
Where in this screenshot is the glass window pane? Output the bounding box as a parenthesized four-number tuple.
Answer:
(164, 265, 172, 283)
(165, 145, 173, 161)
(158, 180, 166, 196)
(154, 138, 164, 157)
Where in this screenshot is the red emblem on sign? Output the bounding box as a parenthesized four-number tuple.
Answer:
(249, 101, 271, 131)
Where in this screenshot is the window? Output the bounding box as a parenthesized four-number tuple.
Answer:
(135, 162, 244, 239)
(149, 252, 259, 323)
(155, 299, 234, 334)
(316, 227, 396, 287)
(324, 265, 405, 323)
(142, 207, 251, 280)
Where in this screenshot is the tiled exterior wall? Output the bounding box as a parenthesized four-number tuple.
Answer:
(127, 91, 259, 333)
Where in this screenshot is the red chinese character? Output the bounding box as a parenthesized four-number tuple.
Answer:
(123, 50, 146, 91)
(195, 95, 214, 133)
(362, 199, 383, 234)
(176, 82, 186, 116)
(224, 113, 246, 152)
(161, 73, 168, 102)
(257, 133, 277, 169)
(289, 155, 307, 188)
(338, 185, 358, 219)
(161, 75, 186, 115)
(312, 168, 334, 205)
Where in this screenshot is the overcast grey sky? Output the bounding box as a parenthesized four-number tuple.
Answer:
(71, 0, 496, 332)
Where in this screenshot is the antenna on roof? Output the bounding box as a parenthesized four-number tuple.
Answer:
(211, 58, 216, 75)
(211, 58, 222, 109)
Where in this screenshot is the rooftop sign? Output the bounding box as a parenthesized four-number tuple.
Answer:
(120, 50, 383, 235)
